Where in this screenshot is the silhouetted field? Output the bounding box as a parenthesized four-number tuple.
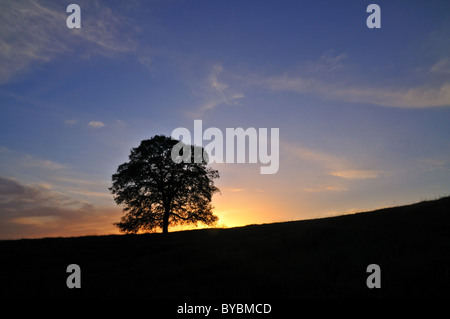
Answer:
(1, 196, 449, 299)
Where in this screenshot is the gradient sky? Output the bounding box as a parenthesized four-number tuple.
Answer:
(1, 0, 449, 239)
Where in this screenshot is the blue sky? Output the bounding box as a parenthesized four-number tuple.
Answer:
(1, 0, 449, 239)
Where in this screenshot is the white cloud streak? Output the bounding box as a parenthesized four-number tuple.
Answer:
(303, 185, 348, 192)
(263, 74, 450, 108)
(89, 121, 105, 128)
(431, 58, 450, 74)
(329, 170, 382, 180)
(65, 119, 78, 126)
(283, 142, 384, 181)
(228, 51, 450, 108)
(0, 0, 151, 84)
(190, 63, 246, 116)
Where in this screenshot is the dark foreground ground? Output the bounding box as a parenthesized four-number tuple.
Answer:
(1, 196, 450, 299)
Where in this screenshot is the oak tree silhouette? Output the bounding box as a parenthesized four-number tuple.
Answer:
(109, 135, 219, 234)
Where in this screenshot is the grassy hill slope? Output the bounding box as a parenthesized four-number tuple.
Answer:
(1, 196, 450, 299)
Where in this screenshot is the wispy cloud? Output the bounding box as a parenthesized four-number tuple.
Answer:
(0, 146, 112, 206)
(306, 50, 348, 74)
(0, 146, 68, 172)
(64, 119, 77, 126)
(0, 176, 83, 211)
(89, 121, 105, 128)
(224, 51, 450, 108)
(263, 74, 450, 108)
(0, 0, 66, 83)
(0, 147, 119, 239)
(283, 142, 384, 181)
(303, 185, 348, 193)
(0, 0, 151, 84)
(0, 176, 120, 239)
(189, 63, 246, 116)
(417, 158, 450, 172)
(329, 170, 382, 180)
(430, 58, 450, 74)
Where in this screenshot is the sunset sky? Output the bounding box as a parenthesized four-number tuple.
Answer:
(1, 0, 450, 239)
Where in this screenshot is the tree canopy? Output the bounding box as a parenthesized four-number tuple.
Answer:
(109, 135, 220, 234)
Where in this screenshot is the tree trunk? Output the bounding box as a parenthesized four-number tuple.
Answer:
(162, 208, 170, 234)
